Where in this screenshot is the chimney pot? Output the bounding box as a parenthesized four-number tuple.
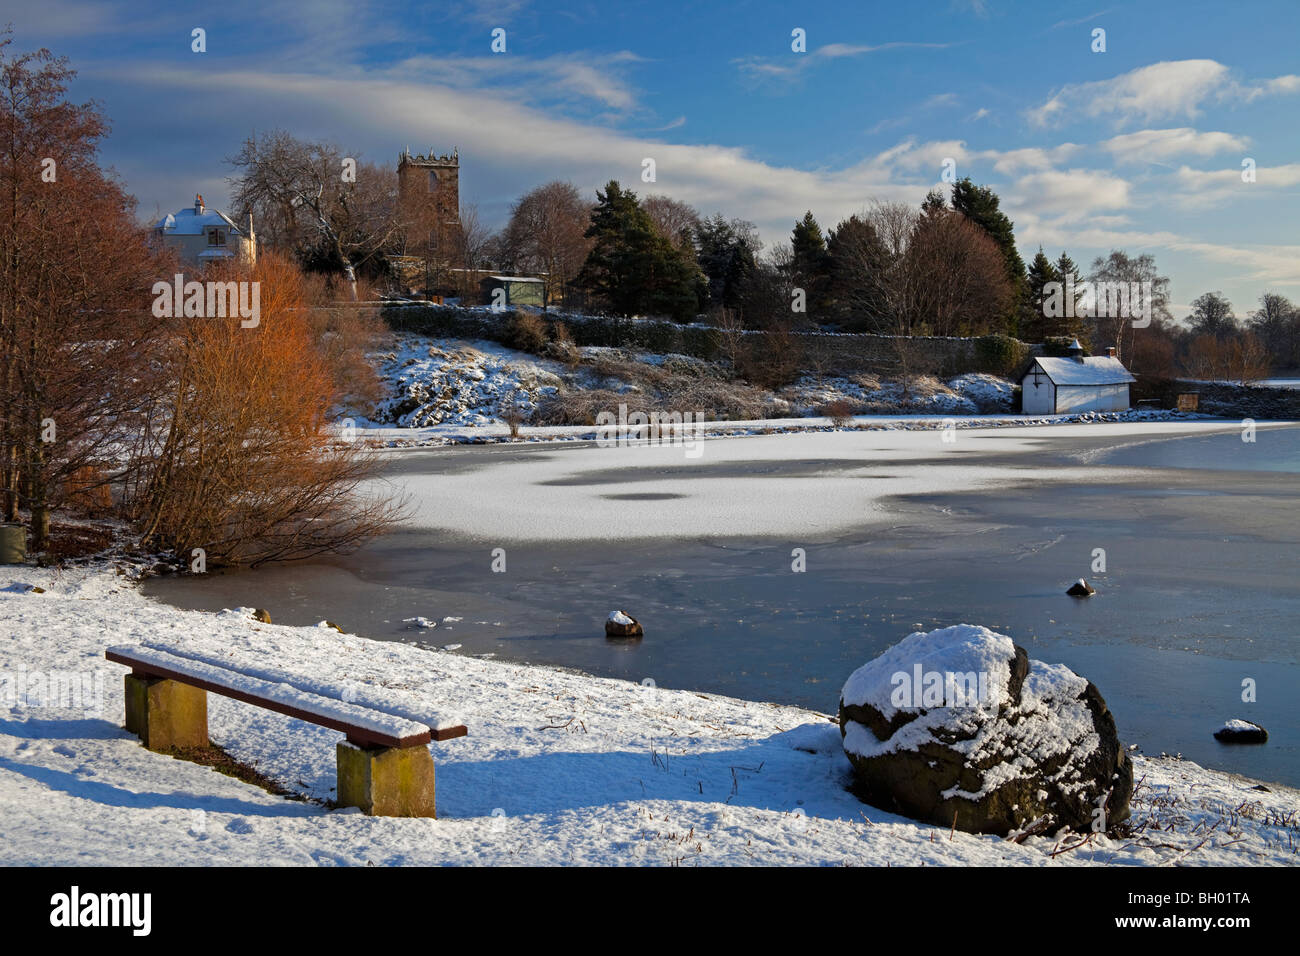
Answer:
(1106, 347, 1117, 358)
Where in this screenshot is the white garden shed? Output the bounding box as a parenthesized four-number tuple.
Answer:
(1021, 341, 1136, 415)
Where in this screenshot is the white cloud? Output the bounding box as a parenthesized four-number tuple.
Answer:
(1007, 169, 1131, 215)
(1026, 59, 1300, 128)
(980, 144, 1083, 176)
(1171, 162, 1300, 207)
(107, 64, 928, 243)
(1101, 128, 1248, 164)
(1168, 241, 1300, 287)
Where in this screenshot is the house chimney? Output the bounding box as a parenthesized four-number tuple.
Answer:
(195, 193, 204, 214)
(1106, 346, 1117, 358)
(1067, 337, 1085, 362)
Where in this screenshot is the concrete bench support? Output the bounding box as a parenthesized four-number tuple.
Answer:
(337, 740, 437, 818)
(124, 673, 209, 751)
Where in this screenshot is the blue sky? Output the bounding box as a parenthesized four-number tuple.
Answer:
(5, 0, 1299, 318)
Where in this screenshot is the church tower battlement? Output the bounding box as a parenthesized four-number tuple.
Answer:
(397, 146, 460, 258)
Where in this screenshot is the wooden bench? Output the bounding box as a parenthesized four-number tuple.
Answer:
(105, 644, 466, 818)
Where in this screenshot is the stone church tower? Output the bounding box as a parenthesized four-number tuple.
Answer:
(397, 147, 460, 261)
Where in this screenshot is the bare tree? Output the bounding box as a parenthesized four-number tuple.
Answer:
(502, 181, 592, 308)
(1248, 292, 1299, 369)
(865, 200, 918, 261)
(228, 130, 402, 299)
(1087, 251, 1172, 362)
(0, 33, 169, 548)
(127, 252, 401, 566)
(642, 194, 701, 250)
(450, 202, 497, 299)
(903, 208, 1013, 338)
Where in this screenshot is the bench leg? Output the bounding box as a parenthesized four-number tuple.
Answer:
(124, 673, 209, 751)
(336, 741, 436, 818)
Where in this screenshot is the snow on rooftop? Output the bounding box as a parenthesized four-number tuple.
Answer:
(154, 205, 244, 236)
(1029, 356, 1136, 386)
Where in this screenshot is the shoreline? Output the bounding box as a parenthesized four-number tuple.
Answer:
(140, 421, 1300, 790)
(356, 408, 1255, 451)
(3, 561, 1299, 865)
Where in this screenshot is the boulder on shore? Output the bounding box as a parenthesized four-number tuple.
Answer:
(252, 608, 272, 624)
(1214, 719, 1268, 744)
(838, 624, 1132, 836)
(605, 610, 643, 639)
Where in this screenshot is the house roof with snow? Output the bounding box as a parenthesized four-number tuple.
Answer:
(1026, 356, 1136, 386)
(154, 197, 245, 237)
(482, 275, 543, 284)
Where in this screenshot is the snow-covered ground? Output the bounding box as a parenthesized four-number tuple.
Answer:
(352, 333, 1073, 434)
(1, 564, 1296, 866)
(363, 337, 570, 427)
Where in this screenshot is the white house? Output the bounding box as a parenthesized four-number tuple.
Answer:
(1021, 340, 1136, 414)
(154, 194, 255, 267)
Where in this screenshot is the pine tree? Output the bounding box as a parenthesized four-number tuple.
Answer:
(575, 181, 704, 321)
(921, 188, 947, 214)
(1024, 248, 1062, 341)
(1055, 252, 1086, 339)
(790, 211, 831, 318)
(695, 214, 758, 312)
(826, 214, 891, 331)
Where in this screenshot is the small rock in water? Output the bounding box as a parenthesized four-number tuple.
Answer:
(1213, 719, 1268, 744)
(1066, 578, 1096, 597)
(252, 608, 272, 624)
(605, 609, 644, 639)
(442, 643, 462, 652)
(403, 617, 437, 630)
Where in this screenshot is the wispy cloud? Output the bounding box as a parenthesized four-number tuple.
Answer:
(735, 40, 956, 83)
(454, 0, 533, 27)
(382, 51, 646, 112)
(1049, 9, 1111, 30)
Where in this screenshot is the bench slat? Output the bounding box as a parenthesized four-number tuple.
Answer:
(133, 639, 467, 743)
(106, 646, 444, 749)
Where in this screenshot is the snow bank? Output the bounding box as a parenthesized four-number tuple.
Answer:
(0, 565, 1296, 865)
(367, 337, 566, 427)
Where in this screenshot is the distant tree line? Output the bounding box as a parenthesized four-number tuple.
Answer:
(220, 115, 1298, 384)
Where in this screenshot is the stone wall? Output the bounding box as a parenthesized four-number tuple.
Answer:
(1133, 376, 1300, 418)
(375, 303, 1037, 378)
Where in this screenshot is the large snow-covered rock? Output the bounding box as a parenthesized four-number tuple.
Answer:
(838, 624, 1132, 835)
